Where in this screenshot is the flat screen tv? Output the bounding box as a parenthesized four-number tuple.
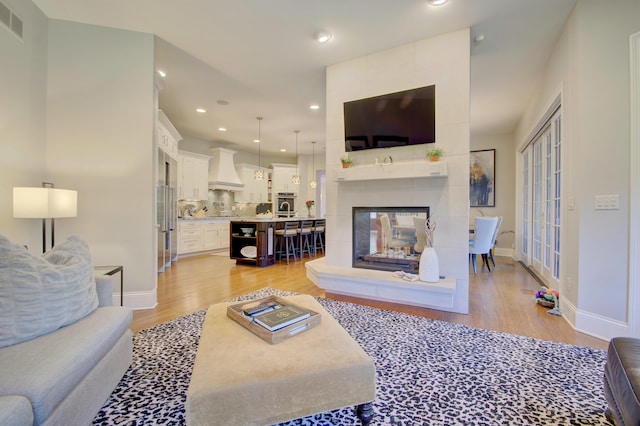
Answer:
(344, 85, 435, 152)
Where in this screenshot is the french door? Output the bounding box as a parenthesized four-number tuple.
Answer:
(521, 109, 562, 285)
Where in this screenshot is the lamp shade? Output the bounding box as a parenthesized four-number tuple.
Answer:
(13, 187, 77, 218)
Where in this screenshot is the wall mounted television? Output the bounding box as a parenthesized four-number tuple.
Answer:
(344, 85, 435, 152)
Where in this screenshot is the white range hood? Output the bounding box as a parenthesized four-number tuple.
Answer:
(208, 148, 244, 191)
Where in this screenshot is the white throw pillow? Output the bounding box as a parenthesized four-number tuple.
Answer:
(0, 235, 98, 348)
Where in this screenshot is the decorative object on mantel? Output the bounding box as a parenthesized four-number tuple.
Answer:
(426, 147, 444, 162)
(419, 215, 439, 282)
(535, 286, 561, 316)
(340, 155, 353, 168)
(305, 200, 315, 217)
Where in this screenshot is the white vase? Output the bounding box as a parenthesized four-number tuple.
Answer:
(419, 247, 439, 282)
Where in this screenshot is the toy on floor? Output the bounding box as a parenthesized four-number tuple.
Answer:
(535, 286, 561, 316)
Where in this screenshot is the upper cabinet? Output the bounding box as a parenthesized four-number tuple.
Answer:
(235, 164, 269, 203)
(271, 163, 299, 193)
(157, 110, 181, 160)
(178, 151, 210, 201)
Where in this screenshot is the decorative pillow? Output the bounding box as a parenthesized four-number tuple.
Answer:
(0, 235, 98, 348)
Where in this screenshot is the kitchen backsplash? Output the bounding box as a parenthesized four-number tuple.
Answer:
(178, 189, 272, 218)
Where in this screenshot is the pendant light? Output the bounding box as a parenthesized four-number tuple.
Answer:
(254, 117, 264, 180)
(309, 141, 317, 188)
(292, 130, 301, 185)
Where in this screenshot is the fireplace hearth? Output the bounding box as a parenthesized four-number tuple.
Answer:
(352, 206, 429, 273)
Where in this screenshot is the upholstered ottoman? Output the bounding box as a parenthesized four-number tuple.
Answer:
(603, 337, 640, 425)
(186, 295, 376, 426)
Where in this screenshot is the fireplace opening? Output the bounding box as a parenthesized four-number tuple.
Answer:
(352, 206, 429, 272)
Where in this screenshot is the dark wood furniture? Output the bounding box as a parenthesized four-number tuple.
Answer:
(230, 221, 276, 267)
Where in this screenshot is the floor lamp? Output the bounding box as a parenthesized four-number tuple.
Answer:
(13, 182, 78, 253)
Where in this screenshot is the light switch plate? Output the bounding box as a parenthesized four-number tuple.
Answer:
(595, 194, 619, 210)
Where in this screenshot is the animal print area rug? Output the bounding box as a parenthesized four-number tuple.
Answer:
(93, 288, 609, 425)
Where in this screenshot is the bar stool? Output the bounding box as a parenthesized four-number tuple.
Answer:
(275, 221, 298, 264)
(297, 220, 314, 259)
(312, 219, 326, 256)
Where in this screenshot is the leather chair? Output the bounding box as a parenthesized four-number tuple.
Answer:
(603, 337, 640, 425)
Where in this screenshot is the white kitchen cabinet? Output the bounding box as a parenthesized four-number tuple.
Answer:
(177, 221, 204, 254)
(235, 163, 269, 203)
(271, 163, 299, 193)
(180, 219, 230, 255)
(178, 151, 210, 201)
(157, 110, 180, 160)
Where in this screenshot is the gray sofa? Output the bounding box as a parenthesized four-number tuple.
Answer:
(0, 274, 132, 426)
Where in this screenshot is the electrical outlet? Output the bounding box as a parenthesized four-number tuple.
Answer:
(594, 194, 619, 210)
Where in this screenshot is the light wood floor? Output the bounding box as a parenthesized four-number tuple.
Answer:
(132, 252, 608, 351)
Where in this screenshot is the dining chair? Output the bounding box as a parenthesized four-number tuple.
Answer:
(379, 214, 405, 250)
(469, 216, 499, 273)
(488, 216, 503, 267)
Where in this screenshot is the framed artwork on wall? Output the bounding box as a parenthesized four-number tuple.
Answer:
(470, 149, 495, 207)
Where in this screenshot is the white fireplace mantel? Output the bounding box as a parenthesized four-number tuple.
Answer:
(335, 160, 447, 182)
(306, 258, 456, 309)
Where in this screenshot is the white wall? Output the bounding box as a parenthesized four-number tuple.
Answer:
(325, 29, 471, 313)
(515, 1, 640, 339)
(45, 19, 157, 307)
(0, 1, 49, 249)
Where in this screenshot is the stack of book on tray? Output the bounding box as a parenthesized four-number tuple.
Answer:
(243, 301, 311, 332)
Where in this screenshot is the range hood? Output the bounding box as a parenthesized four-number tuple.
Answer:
(208, 148, 244, 191)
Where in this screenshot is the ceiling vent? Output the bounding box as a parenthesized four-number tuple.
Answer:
(0, 1, 23, 40)
(208, 148, 245, 191)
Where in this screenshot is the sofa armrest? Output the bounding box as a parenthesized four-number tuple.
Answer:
(0, 395, 34, 426)
(94, 275, 113, 307)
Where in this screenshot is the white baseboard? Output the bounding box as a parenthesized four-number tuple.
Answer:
(117, 289, 158, 310)
(494, 247, 515, 258)
(552, 291, 626, 342)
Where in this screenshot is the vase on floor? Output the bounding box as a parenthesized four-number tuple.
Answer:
(419, 247, 439, 282)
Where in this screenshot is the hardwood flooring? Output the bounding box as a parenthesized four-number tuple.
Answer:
(132, 252, 608, 351)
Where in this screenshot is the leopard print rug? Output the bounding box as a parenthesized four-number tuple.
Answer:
(93, 288, 609, 425)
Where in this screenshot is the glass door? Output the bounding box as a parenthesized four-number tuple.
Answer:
(522, 110, 562, 285)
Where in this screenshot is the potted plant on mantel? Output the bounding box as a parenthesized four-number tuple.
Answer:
(340, 155, 353, 168)
(426, 147, 444, 162)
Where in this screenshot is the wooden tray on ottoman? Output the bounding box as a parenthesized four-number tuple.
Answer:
(226, 295, 321, 344)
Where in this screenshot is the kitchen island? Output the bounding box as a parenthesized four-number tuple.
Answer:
(230, 218, 318, 267)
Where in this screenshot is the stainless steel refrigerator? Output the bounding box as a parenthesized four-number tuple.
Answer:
(157, 149, 177, 273)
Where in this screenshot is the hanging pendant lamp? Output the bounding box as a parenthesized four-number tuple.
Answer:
(254, 117, 264, 180)
(309, 141, 317, 188)
(292, 130, 301, 185)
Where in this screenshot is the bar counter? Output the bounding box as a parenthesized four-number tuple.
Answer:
(229, 218, 324, 266)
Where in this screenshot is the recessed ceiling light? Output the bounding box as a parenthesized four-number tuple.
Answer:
(253, 139, 260, 143)
(310, 104, 320, 110)
(157, 70, 166, 78)
(427, 0, 447, 5)
(473, 34, 485, 43)
(315, 31, 332, 43)
(196, 108, 206, 113)
(280, 148, 287, 152)
(218, 127, 226, 132)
